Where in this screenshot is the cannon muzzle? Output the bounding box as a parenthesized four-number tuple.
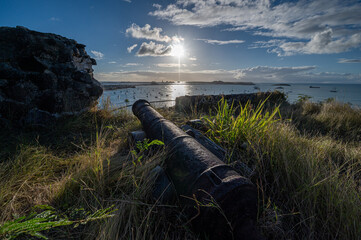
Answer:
(132, 99, 263, 240)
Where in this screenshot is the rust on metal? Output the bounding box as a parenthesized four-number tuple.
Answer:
(132, 99, 263, 240)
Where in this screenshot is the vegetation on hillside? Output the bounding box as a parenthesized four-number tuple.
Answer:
(0, 96, 360, 239)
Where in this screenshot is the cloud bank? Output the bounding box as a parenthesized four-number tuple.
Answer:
(95, 66, 361, 83)
(156, 63, 187, 68)
(233, 66, 316, 80)
(125, 63, 142, 66)
(197, 39, 245, 45)
(277, 29, 361, 56)
(150, 0, 361, 55)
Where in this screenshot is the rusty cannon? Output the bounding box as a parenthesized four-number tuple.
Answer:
(132, 99, 263, 240)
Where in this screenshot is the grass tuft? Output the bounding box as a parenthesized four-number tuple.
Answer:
(203, 97, 281, 162)
(203, 97, 361, 239)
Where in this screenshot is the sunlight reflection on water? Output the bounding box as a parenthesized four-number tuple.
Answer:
(171, 84, 188, 100)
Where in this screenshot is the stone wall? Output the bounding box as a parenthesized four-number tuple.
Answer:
(175, 92, 286, 113)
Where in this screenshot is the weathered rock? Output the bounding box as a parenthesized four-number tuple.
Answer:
(0, 26, 103, 125)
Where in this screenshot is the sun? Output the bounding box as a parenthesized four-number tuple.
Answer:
(171, 44, 185, 57)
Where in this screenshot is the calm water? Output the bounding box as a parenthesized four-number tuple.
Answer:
(99, 82, 361, 109)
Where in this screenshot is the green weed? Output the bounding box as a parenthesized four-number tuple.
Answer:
(0, 205, 115, 239)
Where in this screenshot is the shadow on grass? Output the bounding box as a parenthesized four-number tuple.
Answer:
(0, 108, 139, 162)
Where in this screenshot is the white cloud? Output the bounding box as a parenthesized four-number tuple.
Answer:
(189, 57, 197, 61)
(90, 50, 104, 60)
(123, 0, 131, 2)
(94, 66, 361, 83)
(278, 30, 361, 55)
(196, 39, 245, 45)
(222, 26, 249, 32)
(249, 30, 361, 56)
(127, 44, 138, 53)
(156, 63, 187, 68)
(150, 0, 361, 55)
(338, 58, 361, 63)
(233, 66, 317, 80)
(249, 40, 285, 49)
(125, 63, 142, 66)
(153, 3, 162, 9)
(108, 61, 117, 64)
(136, 41, 172, 57)
(126, 23, 183, 43)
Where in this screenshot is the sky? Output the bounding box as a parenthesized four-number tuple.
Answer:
(1, 0, 361, 83)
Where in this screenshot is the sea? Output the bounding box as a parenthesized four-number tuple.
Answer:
(99, 82, 361, 109)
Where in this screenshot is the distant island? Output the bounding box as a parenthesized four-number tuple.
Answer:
(272, 83, 291, 86)
(101, 81, 255, 91)
(210, 80, 255, 85)
(102, 84, 136, 90)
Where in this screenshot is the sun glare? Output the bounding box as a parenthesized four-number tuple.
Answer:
(171, 44, 185, 57)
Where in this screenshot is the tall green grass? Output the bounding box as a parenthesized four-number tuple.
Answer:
(203, 97, 281, 162)
(203, 98, 361, 239)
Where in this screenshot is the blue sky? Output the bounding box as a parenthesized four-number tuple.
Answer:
(1, 0, 361, 83)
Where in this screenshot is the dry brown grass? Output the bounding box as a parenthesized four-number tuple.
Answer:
(0, 105, 196, 239)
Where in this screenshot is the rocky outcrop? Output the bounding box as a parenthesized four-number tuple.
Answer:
(0, 26, 103, 125)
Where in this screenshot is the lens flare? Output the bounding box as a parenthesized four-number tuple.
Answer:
(171, 44, 185, 57)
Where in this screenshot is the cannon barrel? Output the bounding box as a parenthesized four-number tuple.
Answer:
(132, 100, 262, 240)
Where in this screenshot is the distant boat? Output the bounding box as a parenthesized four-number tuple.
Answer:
(254, 86, 260, 90)
(309, 86, 320, 88)
(330, 88, 337, 93)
